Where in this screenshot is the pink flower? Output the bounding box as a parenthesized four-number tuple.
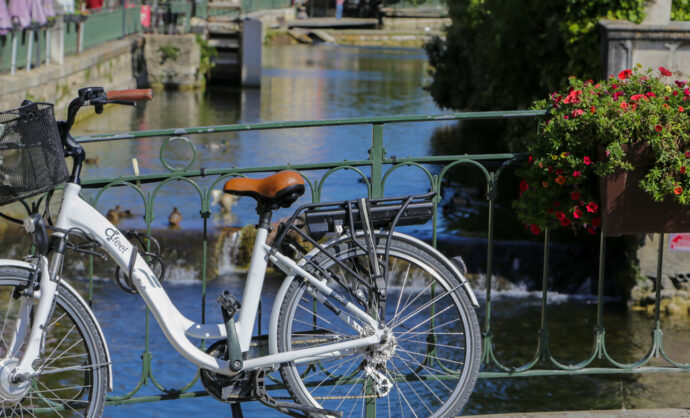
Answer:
(586, 202, 599, 213)
(646, 92, 656, 98)
(659, 66, 673, 76)
(530, 224, 541, 235)
(573, 207, 583, 219)
(630, 94, 647, 101)
(676, 80, 686, 88)
(572, 171, 582, 177)
(571, 109, 584, 118)
(583, 156, 592, 165)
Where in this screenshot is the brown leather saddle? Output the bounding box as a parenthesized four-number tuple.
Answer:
(223, 171, 305, 209)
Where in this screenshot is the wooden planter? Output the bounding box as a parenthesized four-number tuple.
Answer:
(600, 143, 690, 236)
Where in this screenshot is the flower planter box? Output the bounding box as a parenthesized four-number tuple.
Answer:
(600, 143, 690, 236)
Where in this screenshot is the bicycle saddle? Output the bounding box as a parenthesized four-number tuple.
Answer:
(223, 170, 305, 209)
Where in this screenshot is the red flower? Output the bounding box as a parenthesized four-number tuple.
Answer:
(548, 166, 554, 173)
(570, 191, 581, 200)
(655, 125, 663, 132)
(618, 69, 632, 80)
(685, 87, 690, 96)
(659, 66, 673, 76)
(587, 226, 597, 234)
(572, 171, 582, 177)
(530, 224, 541, 235)
(556, 168, 563, 175)
(686, 151, 690, 157)
(675, 186, 683, 195)
(590, 106, 596, 114)
(555, 211, 566, 220)
(646, 92, 656, 98)
(591, 218, 602, 227)
(528, 155, 534, 164)
(673, 91, 679, 96)
(542, 181, 549, 188)
(583, 156, 592, 165)
(630, 94, 647, 101)
(560, 218, 572, 227)
(680, 106, 685, 113)
(613, 91, 625, 101)
(520, 180, 529, 191)
(571, 109, 584, 118)
(682, 166, 686, 174)
(620, 101, 628, 110)
(586, 202, 599, 213)
(573, 207, 583, 219)
(563, 90, 582, 104)
(555, 175, 567, 185)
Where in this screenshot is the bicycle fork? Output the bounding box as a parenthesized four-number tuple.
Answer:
(6, 256, 60, 386)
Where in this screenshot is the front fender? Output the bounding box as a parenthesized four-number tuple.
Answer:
(0, 259, 114, 392)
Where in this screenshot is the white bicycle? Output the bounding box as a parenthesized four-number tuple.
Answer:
(0, 87, 481, 417)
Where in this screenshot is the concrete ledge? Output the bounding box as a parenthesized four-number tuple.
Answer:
(0, 36, 141, 115)
(466, 409, 690, 417)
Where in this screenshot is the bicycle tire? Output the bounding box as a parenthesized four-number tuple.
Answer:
(276, 233, 481, 417)
(0, 267, 109, 417)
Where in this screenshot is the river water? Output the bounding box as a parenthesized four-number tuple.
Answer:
(35, 44, 690, 415)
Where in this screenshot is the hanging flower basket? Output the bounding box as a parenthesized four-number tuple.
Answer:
(515, 66, 690, 236)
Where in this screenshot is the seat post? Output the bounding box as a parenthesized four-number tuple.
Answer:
(256, 204, 273, 231)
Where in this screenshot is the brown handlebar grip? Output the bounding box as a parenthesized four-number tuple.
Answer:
(106, 89, 153, 101)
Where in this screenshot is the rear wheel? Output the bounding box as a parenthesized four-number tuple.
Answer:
(277, 234, 481, 417)
(0, 267, 108, 417)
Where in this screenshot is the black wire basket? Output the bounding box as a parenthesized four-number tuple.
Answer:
(0, 102, 69, 207)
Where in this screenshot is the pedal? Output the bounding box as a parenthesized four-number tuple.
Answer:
(219, 291, 243, 372)
(221, 372, 253, 400)
(254, 369, 343, 418)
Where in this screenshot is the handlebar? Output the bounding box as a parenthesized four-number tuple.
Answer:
(106, 89, 154, 101)
(58, 86, 154, 184)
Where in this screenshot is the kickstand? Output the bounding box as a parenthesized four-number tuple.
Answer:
(230, 402, 244, 418)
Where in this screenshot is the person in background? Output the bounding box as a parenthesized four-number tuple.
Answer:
(335, 0, 344, 19)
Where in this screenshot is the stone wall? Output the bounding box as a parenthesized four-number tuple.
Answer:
(0, 37, 141, 117)
(600, 19, 690, 78)
(144, 34, 203, 90)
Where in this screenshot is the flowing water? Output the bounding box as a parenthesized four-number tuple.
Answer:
(3, 44, 690, 416)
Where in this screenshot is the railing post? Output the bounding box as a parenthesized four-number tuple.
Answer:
(369, 123, 385, 198)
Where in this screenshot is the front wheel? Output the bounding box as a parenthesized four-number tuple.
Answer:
(0, 267, 109, 417)
(277, 234, 481, 417)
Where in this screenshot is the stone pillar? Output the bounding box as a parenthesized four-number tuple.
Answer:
(600, 19, 690, 78)
(49, 18, 65, 65)
(643, 0, 671, 25)
(241, 18, 262, 88)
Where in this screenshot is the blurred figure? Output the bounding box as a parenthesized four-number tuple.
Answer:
(335, 0, 344, 19)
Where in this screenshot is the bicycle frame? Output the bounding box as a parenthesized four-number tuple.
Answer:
(12, 182, 383, 379)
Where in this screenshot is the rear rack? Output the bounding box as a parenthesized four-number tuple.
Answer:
(269, 192, 436, 312)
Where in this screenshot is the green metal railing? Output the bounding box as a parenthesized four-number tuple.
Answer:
(0, 6, 141, 73)
(60, 110, 690, 409)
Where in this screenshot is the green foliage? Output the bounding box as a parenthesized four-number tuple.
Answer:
(425, 0, 645, 115)
(672, 0, 690, 20)
(516, 66, 690, 234)
(196, 35, 217, 84)
(158, 44, 181, 61)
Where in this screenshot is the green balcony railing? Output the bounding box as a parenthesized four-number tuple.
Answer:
(6, 110, 689, 412)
